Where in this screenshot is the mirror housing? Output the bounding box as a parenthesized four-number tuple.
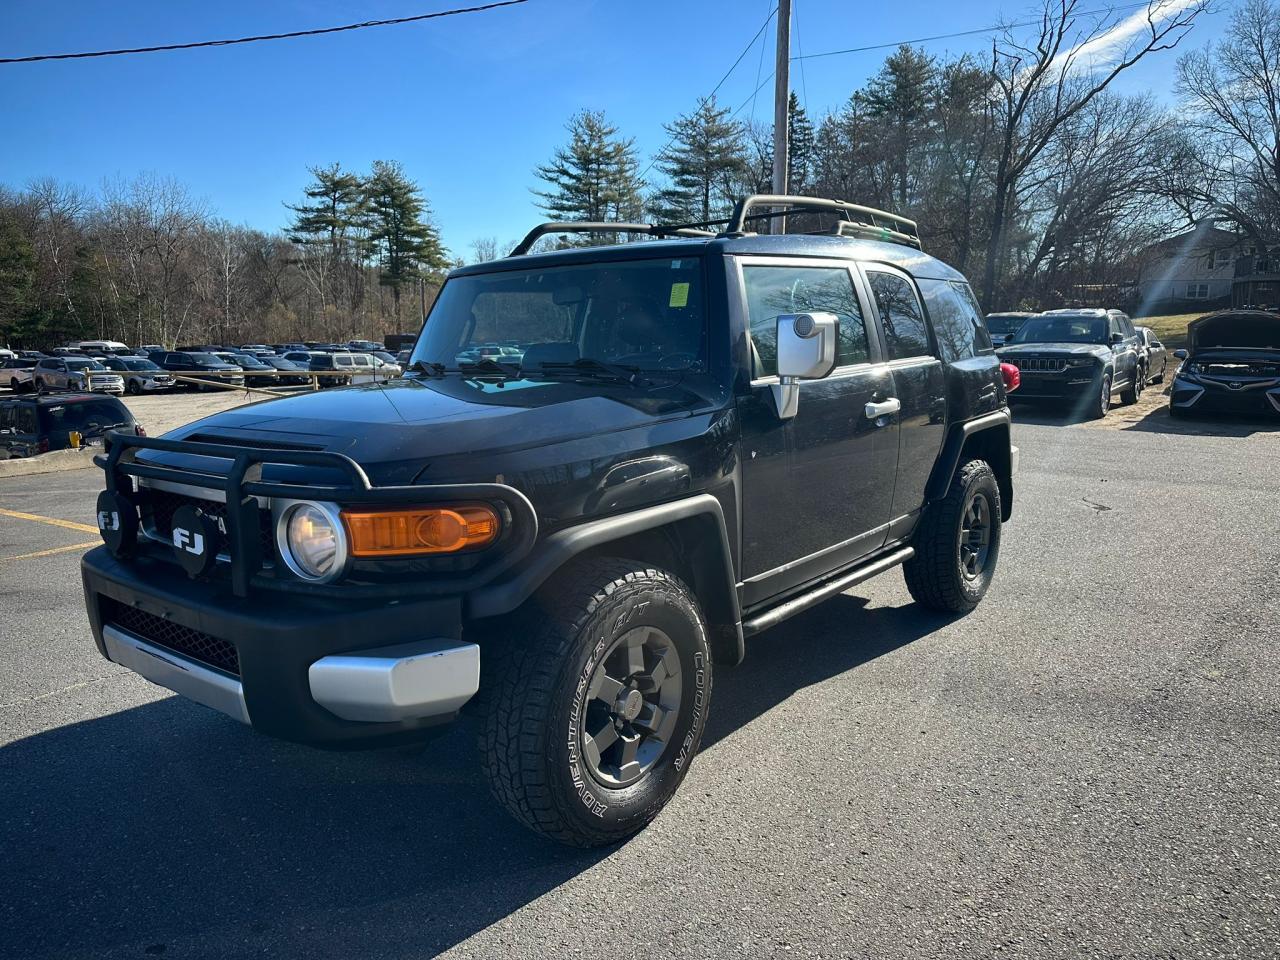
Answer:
(1173, 348, 1188, 359)
(771, 312, 838, 420)
(1109, 332, 1124, 345)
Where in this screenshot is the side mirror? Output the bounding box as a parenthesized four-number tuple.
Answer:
(772, 312, 838, 420)
(1109, 332, 1124, 345)
(1173, 349, 1188, 359)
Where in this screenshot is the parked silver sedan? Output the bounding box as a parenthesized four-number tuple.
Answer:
(1136, 326, 1169, 384)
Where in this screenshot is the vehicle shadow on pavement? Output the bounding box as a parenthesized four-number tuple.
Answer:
(1118, 405, 1280, 438)
(0, 594, 946, 959)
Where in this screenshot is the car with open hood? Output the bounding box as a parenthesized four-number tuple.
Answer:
(1170, 309, 1280, 419)
(79, 195, 1018, 847)
(996, 308, 1143, 418)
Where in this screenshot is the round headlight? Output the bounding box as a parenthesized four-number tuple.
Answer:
(278, 501, 347, 582)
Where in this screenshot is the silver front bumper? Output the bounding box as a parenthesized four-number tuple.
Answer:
(309, 639, 480, 722)
(104, 624, 479, 726)
(104, 624, 251, 723)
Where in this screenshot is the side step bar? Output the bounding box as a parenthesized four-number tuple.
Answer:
(741, 546, 915, 638)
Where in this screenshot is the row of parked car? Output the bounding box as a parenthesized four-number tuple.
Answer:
(983, 307, 1280, 421)
(0, 339, 406, 395)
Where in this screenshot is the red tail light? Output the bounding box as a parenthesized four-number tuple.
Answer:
(37, 437, 50, 454)
(1000, 362, 1021, 393)
(134, 424, 146, 436)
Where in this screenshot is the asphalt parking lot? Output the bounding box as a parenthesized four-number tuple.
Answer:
(2, 405, 1278, 959)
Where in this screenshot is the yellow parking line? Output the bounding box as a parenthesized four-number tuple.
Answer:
(0, 507, 99, 534)
(0, 540, 99, 562)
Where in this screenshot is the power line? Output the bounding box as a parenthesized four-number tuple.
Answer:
(792, 1, 1159, 62)
(638, 5, 778, 182)
(0, 0, 530, 65)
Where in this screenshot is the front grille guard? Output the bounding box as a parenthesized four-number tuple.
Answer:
(96, 432, 538, 599)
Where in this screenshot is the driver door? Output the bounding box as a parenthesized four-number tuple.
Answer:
(735, 257, 899, 607)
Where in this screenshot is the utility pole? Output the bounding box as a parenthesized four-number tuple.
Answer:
(771, 0, 791, 233)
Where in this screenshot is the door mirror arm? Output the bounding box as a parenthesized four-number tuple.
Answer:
(771, 312, 839, 420)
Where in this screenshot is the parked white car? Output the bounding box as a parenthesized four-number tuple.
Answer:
(74, 339, 130, 353)
(32, 357, 125, 394)
(101, 356, 176, 394)
(2, 357, 38, 392)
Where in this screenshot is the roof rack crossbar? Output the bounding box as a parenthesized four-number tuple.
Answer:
(722, 195, 922, 250)
(509, 222, 715, 257)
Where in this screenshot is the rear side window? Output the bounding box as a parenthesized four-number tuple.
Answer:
(742, 264, 870, 377)
(867, 271, 931, 360)
(918, 279, 993, 362)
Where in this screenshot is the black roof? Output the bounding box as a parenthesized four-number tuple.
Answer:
(1, 392, 125, 406)
(450, 233, 965, 283)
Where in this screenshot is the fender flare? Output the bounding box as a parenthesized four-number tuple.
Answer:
(467, 494, 744, 664)
(925, 409, 1014, 515)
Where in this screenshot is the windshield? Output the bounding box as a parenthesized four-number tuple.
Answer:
(985, 315, 1028, 336)
(38, 400, 130, 434)
(186, 353, 220, 365)
(1010, 315, 1106, 344)
(66, 359, 106, 371)
(411, 256, 708, 375)
(123, 359, 158, 371)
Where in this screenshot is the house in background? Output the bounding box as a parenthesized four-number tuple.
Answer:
(1232, 250, 1280, 309)
(1133, 223, 1242, 314)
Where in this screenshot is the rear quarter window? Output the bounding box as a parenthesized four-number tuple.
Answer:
(918, 279, 994, 362)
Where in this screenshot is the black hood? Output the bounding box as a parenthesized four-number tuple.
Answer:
(996, 341, 1107, 357)
(154, 375, 716, 485)
(1187, 311, 1280, 353)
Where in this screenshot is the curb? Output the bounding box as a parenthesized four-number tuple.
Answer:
(0, 448, 99, 479)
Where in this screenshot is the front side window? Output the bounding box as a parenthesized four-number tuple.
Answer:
(414, 257, 708, 374)
(742, 263, 869, 377)
(867, 271, 931, 360)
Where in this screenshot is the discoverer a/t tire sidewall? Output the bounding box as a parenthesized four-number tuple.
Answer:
(481, 560, 713, 847)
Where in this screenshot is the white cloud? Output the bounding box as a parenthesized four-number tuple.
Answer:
(1051, 0, 1201, 75)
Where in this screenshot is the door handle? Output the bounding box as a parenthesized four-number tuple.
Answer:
(865, 398, 901, 420)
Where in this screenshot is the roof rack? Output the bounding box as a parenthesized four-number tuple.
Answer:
(723, 195, 922, 251)
(508, 222, 716, 257)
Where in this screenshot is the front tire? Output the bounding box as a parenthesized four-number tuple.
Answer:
(479, 558, 712, 847)
(904, 458, 1002, 614)
(1089, 372, 1112, 420)
(126, 378, 141, 395)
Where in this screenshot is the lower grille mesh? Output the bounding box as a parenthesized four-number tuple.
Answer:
(101, 597, 240, 676)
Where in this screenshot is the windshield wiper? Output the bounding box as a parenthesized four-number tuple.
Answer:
(527, 358, 645, 384)
(409, 357, 520, 378)
(84, 421, 133, 437)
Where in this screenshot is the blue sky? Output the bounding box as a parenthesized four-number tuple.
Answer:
(0, 0, 1230, 257)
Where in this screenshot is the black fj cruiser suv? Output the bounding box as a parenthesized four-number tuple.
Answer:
(81, 196, 1018, 846)
(996, 308, 1143, 418)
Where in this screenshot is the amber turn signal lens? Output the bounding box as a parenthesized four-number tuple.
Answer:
(341, 505, 500, 557)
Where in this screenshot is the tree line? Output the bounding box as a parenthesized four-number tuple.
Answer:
(2, 0, 1277, 350)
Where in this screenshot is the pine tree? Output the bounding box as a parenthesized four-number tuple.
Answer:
(859, 45, 938, 210)
(649, 96, 749, 224)
(286, 163, 366, 257)
(787, 93, 817, 194)
(363, 160, 448, 324)
(533, 110, 644, 244)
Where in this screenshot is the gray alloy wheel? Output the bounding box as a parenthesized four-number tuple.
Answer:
(580, 625, 683, 788)
(34, 378, 45, 394)
(959, 491, 993, 580)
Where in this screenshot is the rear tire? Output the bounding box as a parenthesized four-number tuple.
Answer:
(1152, 362, 1165, 385)
(904, 458, 1002, 614)
(1120, 370, 1141, 405)
(479, 558, 712, 847)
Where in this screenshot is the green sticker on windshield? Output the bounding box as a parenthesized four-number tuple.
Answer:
(669, 282, 690, 308)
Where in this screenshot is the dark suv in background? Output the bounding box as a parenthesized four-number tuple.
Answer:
(81, 195, 1018, 847)
(996, 308, 1143, 418)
